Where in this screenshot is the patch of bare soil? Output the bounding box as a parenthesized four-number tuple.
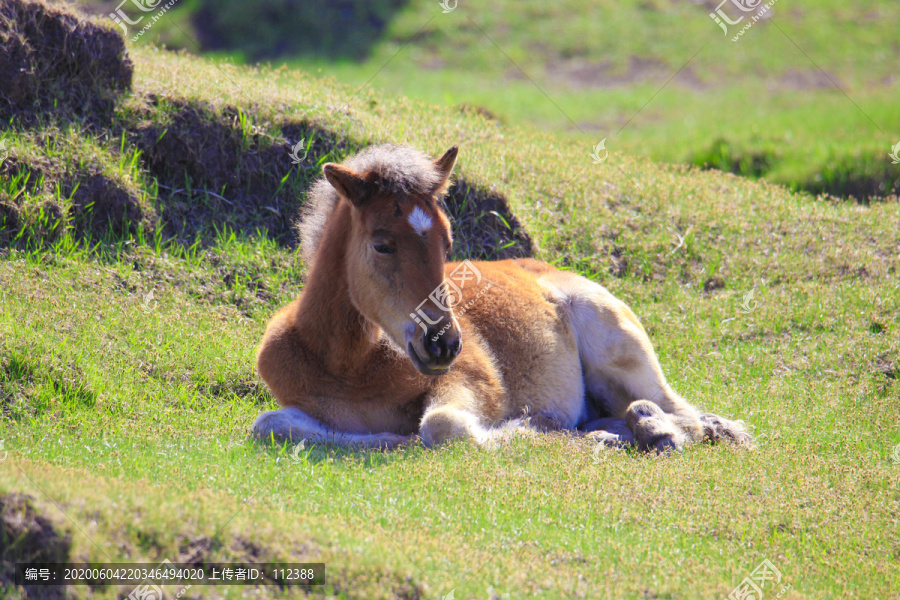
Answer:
(770, 68, 841, 91)
(544, 56, 713, 91)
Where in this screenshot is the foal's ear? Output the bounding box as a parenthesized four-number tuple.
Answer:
(432, 146, 458, 195)
(323, 163, 370, 206)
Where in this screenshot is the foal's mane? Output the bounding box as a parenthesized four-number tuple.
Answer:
(297, 145, 447, 266)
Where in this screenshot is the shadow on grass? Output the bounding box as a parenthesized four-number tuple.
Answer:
(0, 492, 72, 599)
(250, 433, 431, 468)
(690, 137, 900, 202)
(189, 0, 410, 62)
(0, 351, 98, 422)
(3, 93, 533, 259)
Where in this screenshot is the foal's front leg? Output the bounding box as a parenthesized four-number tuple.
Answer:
(418, 387, 492, 446)
(253, 407, 412, 449)
(417, 369, 521, 446)
(418, 373, 546, 447)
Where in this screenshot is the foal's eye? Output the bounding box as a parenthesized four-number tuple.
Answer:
(373, 242, 395, 255)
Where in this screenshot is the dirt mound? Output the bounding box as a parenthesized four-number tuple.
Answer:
(545, 56, 710, 91)
(0, 154, 152, 245)
(0, 2, 532, 257)
(443, 182, 532, 260)
(69, 172, 147, 234)
(0, 492, 72, 598)
(0, 0, 132, 120)
(127, 95, 533, 256)
(127, 96, 345, 241)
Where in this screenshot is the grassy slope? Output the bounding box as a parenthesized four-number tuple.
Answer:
(308, 0, 900, 198)
(1, 39, 900, 600)
(113, 0, 900, 198)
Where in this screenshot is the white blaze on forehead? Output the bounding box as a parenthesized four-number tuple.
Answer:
(407, 205, 433, 236)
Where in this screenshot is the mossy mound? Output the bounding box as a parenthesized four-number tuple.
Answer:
(0, 0, 132, 121)
(0, 130, 155, 247)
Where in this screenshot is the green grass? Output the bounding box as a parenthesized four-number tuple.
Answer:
(2, 11, 900, 600)
(97, 0, 900, 199)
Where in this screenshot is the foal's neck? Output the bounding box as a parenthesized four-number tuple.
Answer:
(296, 204, 380, 371)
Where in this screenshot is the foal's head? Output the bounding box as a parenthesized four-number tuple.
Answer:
(322, 146, 462, 375)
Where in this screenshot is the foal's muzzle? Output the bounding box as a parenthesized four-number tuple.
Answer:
(407, 327, 462, 376)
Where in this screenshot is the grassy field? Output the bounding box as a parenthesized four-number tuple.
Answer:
(88, 0, 900, 200)
(2, 1, 900, 599)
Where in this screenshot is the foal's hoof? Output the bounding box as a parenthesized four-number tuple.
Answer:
(525, 411, 567, 433)
(700, 413, 753, 446)
(583, 418, 636, 447)
(625, 400, 684, 454)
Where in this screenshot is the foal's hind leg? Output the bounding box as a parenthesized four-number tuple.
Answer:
(253, 407, 412, 449)
(549, 273, 750, 451)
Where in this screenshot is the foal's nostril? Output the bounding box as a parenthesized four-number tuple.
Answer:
(445, 333, 462, 359)
(423, 330, 442, 360)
